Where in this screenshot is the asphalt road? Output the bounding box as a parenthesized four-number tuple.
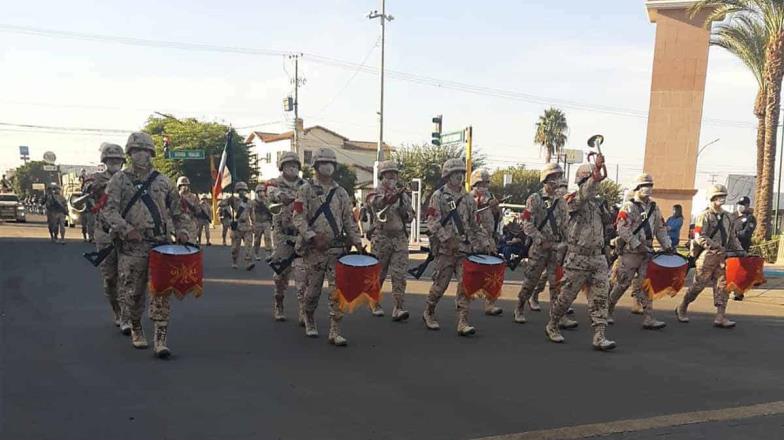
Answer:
(2, 232, 784, 440)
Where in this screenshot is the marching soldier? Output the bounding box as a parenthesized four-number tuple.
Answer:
(469, 168, 503, 316)
(677, 184, 744, 328)
(267, 152, 307, 322)
(367, 160, 415, 321)
(44, 183, 68, 244)
(529, 178, 570, 312)
(104, 132, 189, 358)
(218, 196, 232, 246)
(293, 148, 362, 346)
(92, 143, 127, 331)
(252, 183, 274, 261)
(424, 159, 494, 336)
(515, 163, 575, 328)
(176, 176, 200, 243)
(229, 182, 255, 270)
(81, 176, 96, 243)
(607, 174, 673, 329)
(545, 157, 616, 351)
(196, 195, 213, 246)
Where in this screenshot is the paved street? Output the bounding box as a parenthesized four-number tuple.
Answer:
(2, 219, 784, 440)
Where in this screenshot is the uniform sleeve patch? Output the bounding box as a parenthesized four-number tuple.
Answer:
(521, 209, 532, 221)
(426, 206, 437, 219)
(617, 211, 628, 222)
(694, 226, 702, 234)
(293, 201, 304, 214)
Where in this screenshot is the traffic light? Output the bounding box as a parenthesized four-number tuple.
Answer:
(431, 115, 443, 146)
(162, 135, 171, 159)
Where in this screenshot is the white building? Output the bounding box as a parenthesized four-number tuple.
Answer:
(245, 122, 390, 193)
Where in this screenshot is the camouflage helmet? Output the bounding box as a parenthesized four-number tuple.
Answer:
(100, 142, 125, 163)
(125, 132, 156, 156)
(470, 169, 490, 187)
(49, 182, 60, 189)
(312, 147, 338, 165)
(707, 184, 728, 201)
(633, 173, 654, 190)
(277, 151, 301, 170)
(176, 176, 190, 187)
(377, 160, 400, 177)
(540, 162, 564, 183)
(441, 158, 467, 178)
(255, 183, 265, 192)
(574, 163, 594, 185)
(235, 181, 249, 192)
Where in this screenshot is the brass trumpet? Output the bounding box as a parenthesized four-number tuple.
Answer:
(375, 185, 411, 223)
(476, 194, 512, 213)
(70, 192, 93, 213)
(268, 203, 285, 215)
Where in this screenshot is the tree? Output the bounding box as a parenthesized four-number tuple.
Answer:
(143, 116, 251, 194)
(710, 13, 768, 223)
(301, 164, 358, 201)
(693, 0, 784, 240)
(488, 166, 542, 205)
(597, 180, 623, 207)
(11, 161, 56, 197)
(391, 143, 485, 203)
(534, 107, 568, 163)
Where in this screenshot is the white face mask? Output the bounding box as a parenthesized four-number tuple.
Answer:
(105, 159, 123, 174)
(282, 164, 299, 180)
(712, 197, 726, 209)
(475, 184, 488, 193)
(130, 149, 152, 168)
(556, 187, 567, 198)
(317, 163, 335, 177)
(179, 185, 190, 194)
(448, 173, 464, 187)
(638, 186, 653, 198)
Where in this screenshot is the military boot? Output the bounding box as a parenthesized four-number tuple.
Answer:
(120, 317, 132, 336)
(642, 311, 666, 330)
(130, 321, 148, 349)
(370, 303, 385, 317)
(676, 301, 690, 323)
(328, 319, 347, 346)
(558, 316, 579, 329)
(273, 297, 286, 322)
(391, 296, 409, 322)
(566, 307, 575, 315)
(545, 320, 565, 343)
(713, 306, 736, 328)
(513, 302, 527, 324)
(592, 327, 616, 351)
(630, 302, 643, 315)
(484, 300, 503, 316)
(304, 311, 318, 337)
(153, 321, 170, 359)
(297, 302, 306, 327)
(422, 304, 440, 330)
(457, 313, 476, 337)
(528, 293, 542, 311)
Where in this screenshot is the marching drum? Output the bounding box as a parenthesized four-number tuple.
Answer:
(463, 254, 507, 301)
(335, 253, 381, 312)
(148, 244, 204, 299)
(642, 253, 688, 300)
(726, 256, 766, 295)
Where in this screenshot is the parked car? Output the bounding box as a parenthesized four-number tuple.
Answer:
(0, 193, 26, 222)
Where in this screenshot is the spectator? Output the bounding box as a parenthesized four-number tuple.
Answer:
(666, 204, 684, 248)
(734, 196, 756, 252)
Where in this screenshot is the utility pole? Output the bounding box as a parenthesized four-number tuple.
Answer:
(464, 126, 473, 192)
(368, 0, 394, 188)
(615, 164, 619, 184)
(289, 54, 303, 162)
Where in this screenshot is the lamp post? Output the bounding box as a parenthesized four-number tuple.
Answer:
(368, 0, 393, 188)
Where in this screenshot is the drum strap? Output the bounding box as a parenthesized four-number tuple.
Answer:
(309, 187, 340, 237)
(444, 195, 466, 239)
(632, 201, 656, 240)
(126, 171, 162, 235)
(537, 197, 560, 237)
(715, 214, 727, 247)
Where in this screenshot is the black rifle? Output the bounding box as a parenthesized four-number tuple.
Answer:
(407, 195, 464, 279)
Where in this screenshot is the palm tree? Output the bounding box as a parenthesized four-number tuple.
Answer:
(534, 107, 568, 163)
(710, 15, 768, 215)
(692, 0, 784, 240)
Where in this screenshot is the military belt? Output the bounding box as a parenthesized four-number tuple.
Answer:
(568, 244, 604, 257)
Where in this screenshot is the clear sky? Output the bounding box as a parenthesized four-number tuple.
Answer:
(0, 0, 762, 212)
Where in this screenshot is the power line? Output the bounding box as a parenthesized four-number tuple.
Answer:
(0, 23, 758, 128)
(0, 121, 132, 133)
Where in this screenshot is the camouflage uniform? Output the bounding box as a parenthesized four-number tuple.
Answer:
(176, 178, 200, 243)
(92, 169, 122, 327)
(252, 187, 274, 260)
(218, 198, 232, 245)
(469, 168, 504, 316)
(293, 148, 362, 346)
(546, 161, 616, 351)
(678, 184, 743, 327)
(515, 189, 568, 323)
(104, 132, 186, 357)
(196, 198, 212, 245)
(44, 189, 67, 242)
(267, 171, 307, 323)
(425, 159, 493, 336)
(368, 160, 415, 321)
(229, 189, 255, 269)
(608, 174, 671, 329)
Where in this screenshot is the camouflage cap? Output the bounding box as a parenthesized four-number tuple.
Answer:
(125, 132, 156, 156)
